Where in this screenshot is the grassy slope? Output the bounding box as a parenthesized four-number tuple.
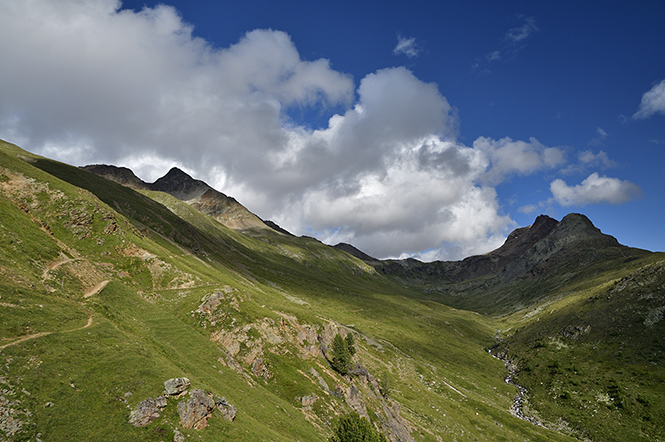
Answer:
(2, 138, 659, 441)
(493, 253, 665, 441)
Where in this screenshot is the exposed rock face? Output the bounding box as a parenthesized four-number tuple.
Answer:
(251, 358, 272, 379)
(177, 389, 215, 430)
(128, 396, 168, 427)
(382, 403, 415, 442)
(164, 377, 191, 396)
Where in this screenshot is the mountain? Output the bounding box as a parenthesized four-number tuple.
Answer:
(365, 213, 644, 314)
(83, 164, 271, 231)
(1, 139, 663, 442)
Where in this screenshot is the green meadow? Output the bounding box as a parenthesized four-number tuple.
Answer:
(1, 139, 662, 441)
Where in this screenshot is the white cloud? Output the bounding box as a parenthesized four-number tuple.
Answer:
(473, 136, 565, 185)
(518, 204, 538, 214)
(505, 16, 538, 43)
(550, 173, 642, 206)
(633, 79, 665, 119)
(561, 149, 617, 175)
(393, 34, 421, 58)
(393, 34, 422, 58)
(578, 149, 616, 168)
(587, 127, 608, 146)
(473, 16, 538, 73)
(0, 0, 578, 261)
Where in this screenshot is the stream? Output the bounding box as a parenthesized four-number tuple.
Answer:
(488, 348, 544, 427)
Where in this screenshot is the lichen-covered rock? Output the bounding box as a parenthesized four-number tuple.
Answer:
(173, 429, 185, 442)
(251, 358, 272, 379)
(164, 377, 191, 396)
(177, 389, 215, 430)
(300, 394, 317, 408)
(128, 396, 167, 427)
(215, 396, 237, 422)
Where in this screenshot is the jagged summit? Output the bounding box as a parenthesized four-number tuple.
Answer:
(83, 164, 272, 232)
(362, 212, 626, 290)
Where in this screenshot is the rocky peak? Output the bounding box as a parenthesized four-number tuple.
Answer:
(151, 167, 210, 201)
(491, 214, 559, 260)
(83, 163, 277, 232)
(81, 164, 148, 190)
(545, 213, 619, 250)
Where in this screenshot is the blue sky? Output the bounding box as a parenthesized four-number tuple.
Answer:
(0, 0, 663, 260)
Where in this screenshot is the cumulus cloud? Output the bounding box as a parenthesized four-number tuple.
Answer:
(550, 173, 642, 206)
(393, 34, 421, 58)
(560, 149, 617, 175)
(0, 0, 583, 261)
(473, 136, 565, 185)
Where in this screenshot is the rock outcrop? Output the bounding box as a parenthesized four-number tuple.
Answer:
(164, 377, 191, 396)
(214, 396, 237, 421)
(128, 396, 168, 427)
(177, 389, 216, 430)
(129, 378, 236, 431)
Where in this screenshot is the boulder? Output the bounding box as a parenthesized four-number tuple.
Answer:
(215, 396, 237, 421)
(177, 389, 215, 430)
(128, 396, 167, 427)
(164, 377, 191, 396)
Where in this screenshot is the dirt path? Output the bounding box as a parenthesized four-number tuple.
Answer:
(84, 280, 110, 298)
(42, 257, 80, 279)
(0, 332, 52, 350)
(0, 314, 94, 350)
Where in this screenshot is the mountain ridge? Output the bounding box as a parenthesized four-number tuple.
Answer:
(83, 164, 273, 231)
(84, 164, 628, 277)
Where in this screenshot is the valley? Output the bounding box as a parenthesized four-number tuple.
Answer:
(1, 138, 663, 441)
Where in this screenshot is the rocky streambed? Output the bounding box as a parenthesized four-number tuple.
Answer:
(488, 348, 543, 427)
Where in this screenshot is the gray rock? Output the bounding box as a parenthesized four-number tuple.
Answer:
(164, 377, 191, 396)
(300, 394, 317, 408)
(177, 389, 215, 430)
(214, 396, 237, 421)
(128, 397, 164, 427)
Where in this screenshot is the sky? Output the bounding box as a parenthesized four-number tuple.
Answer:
(0, 0, 663, 261)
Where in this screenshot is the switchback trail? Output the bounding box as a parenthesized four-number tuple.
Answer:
(0, 313, 94, 350)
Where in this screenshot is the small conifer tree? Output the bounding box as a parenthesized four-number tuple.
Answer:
(330, 333, 351, 374)
(345, 333, 356, 356)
